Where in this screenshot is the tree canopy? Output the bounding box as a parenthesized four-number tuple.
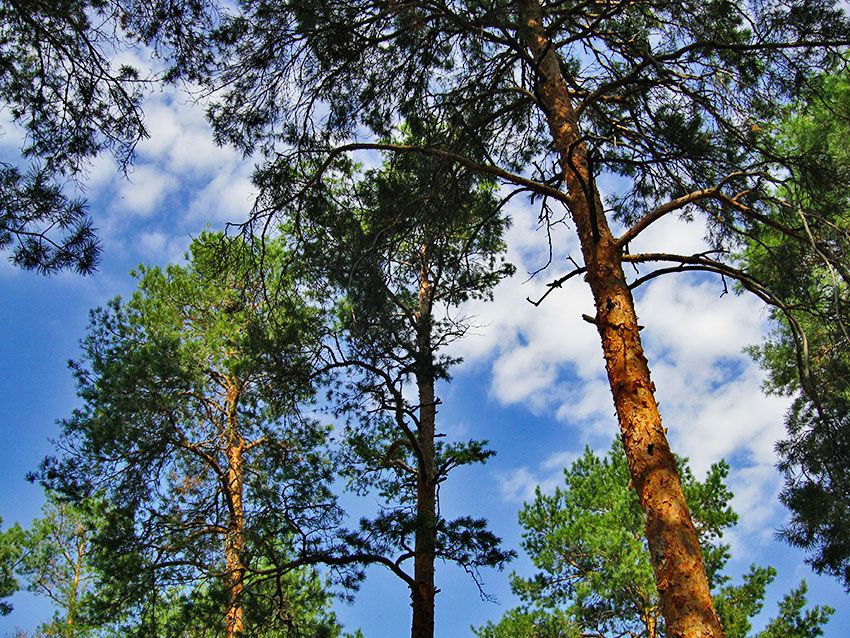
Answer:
(156, 2, 850, 633)
(278, 136, 515, 638)
(742, 63, 850, 591)
(474, 440, 834, 638)
(36, 233, 342, 637)
(5, 0, 850, 634)
(0, 0, 147, 273)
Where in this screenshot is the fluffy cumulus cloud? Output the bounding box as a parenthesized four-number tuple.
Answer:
(118, 163, 179, 216)
(186, 163, 258, 224)
(456, 200, 792, 547)
(452, 200, 603, 410)
(66, 84, 263, 274)
(137, 231, 193, 265)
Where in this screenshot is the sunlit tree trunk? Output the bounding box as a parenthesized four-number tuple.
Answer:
(224, 384, 246, 638)
(65, 524, 88, 636)
(411, 247, 437, 638)
(517, 1, 724, 635)
(642, 605, 659, 638)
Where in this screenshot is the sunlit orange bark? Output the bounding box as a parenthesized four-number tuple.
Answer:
(224, 383, 246, 638)
(66, 524, 88, 633)
(517, 1, 724, 635)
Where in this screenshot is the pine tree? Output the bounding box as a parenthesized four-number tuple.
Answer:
(742, 64, 850, 590)
(112, 1, 850, 633)
(36, 233, 341, 637)
(474, 440, 834, 638)
(0, 0, 146, 273)
(277, 134, 515, 638)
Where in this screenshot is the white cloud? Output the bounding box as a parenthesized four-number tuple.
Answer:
(497, 448, 582, 504)
(137, 231, 192, 265)
(626, 208, 713, 257)
(186, 165, 257, 225)
(541, 449, 581, 471)
(118, 163, 178, 216)
(638, 276, 767, 367)
(0, 108, 26, 154)
(452, 207, 601, 414)
(497, 467, 542, 503)
(84, 153, 122, 191)
(457, 201, 792, 555)
(168, 128, 243, 175)
(136, 100, 184, 160)
(137, 91, 247, 179)
(497, 464, 567, 504)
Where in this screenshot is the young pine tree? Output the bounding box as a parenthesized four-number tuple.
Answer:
(38, 233, 341, 638)
(474, 440, 833, 638)
(274, 137, 515, 638)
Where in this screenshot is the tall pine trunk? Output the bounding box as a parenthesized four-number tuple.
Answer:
(411, 248, 437, 638)
(517, 1, 724, 635)
(224, 385, 246, 638)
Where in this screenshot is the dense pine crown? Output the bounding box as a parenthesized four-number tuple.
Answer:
(742, 66, 850, 590)
(193, 1, 846, 212)
(183, 0, 850, 598)
(0, 0, 149, 273)
(280, 135, 516, 630)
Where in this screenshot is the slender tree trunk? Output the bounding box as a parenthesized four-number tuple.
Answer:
(642, 605, 659, 638)
(224, 386, 246, 638)
(517, 1, 724, 636)
(66, 525, 87, 636)
(411, 248, 437, 638)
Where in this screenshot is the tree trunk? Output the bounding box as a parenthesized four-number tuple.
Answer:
(517, 1, 724, 636)
(411, 248, 437, 638)
(224, 386, 246, 638)
(642, 604, 659, 638)
(66, 525, 88, 635)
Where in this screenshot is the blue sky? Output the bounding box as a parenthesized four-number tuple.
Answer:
(1, 67, 848, 637)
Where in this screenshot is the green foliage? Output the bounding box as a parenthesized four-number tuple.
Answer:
(0, 164, 98, 274)
(742, 64, 850, 590)
(0, 517, 23, 616)
(476, 440, 833, 638)
(713, 565, 775, 638)
(274, 128, 516, 604)
(102, 571, 343, 638)
(473, 607, 579, 638)
(35, 232, 341, 635)
(187, 0, 850, 228)
(14, 494, 99, 636)
(0, 0, 149, 273)
(0, 493, 106, 636)
(758, 582, 834, 638)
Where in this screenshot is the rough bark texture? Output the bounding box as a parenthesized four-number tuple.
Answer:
(224, 384, 246, 638)
(411, 252, 437, 638)
(517, 1, 724, 635)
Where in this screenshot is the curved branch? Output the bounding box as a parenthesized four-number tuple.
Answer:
(251, 550, 416, 588)
(623, 252, 817, 403)
(270, 142, 572, 213)
(616, 188, 721, 247)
